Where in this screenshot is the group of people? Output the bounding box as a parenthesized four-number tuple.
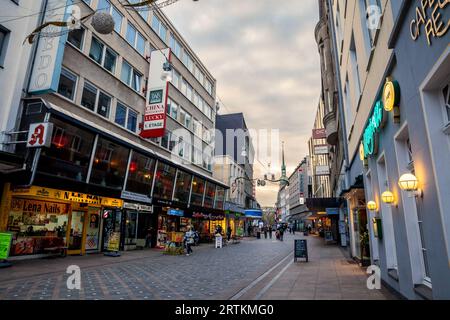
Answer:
(184, 224, 233, 256)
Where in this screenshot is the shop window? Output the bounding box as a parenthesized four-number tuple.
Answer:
(173, 170, 192, 203)
(38, 117, 95, 181)
(125, 151, 156, 195)
(152, 162, 176, 200)
(57, 68, 77, 101)
(124, 211, 138, 246)
(203, 182, 216, 208)
(190, 176, 205, 206)
(90, 137, 130, 189)
(215, 186, 225, 209)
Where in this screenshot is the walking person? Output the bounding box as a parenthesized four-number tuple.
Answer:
(184, 226, 195, 256)
(226, 226, 232, 242)
(279, 225, 284, 241)
(264, 226, 268, 239)
(269, 225, 272, 239)
(247, 225, 252, 237)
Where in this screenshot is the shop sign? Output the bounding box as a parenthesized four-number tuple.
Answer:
(314, 144, 329, 155)
(28, 0, 71, 94)
(315, 165, 330, 176)
(410, 1, 449, 46)
(10, 186, 123, 207)
(312, 128, 327, 139)
(27, 122, 54, 148)
(362, 100, 385, 158)
(326, 208, 339, 215)
(10, 198, 70, 214)
(192, 212, 225, 220)
(123, 202, 153, 212)
(168, 209, 184, 217)
(107, 232, 120, 252)
(121, 191, 152, 204)
(0, 232, 13, 260)
(140, 48, 171, 138)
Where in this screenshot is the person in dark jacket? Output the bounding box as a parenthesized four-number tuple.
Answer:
(226, 226, 232, 241)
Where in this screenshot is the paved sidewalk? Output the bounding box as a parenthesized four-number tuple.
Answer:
(259, 235, 397, 300)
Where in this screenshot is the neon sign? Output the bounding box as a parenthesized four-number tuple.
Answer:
(362, 100, 385, 158)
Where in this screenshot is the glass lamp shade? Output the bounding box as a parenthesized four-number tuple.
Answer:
(381, 191, 395, 204)
(398, 173, 419, 191)
(367, 201, 377, 211)
(161, 70, 172, 82)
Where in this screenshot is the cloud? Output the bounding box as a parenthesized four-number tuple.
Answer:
(164, 0, 321, 206)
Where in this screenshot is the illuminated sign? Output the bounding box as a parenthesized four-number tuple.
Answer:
(27, 123, 54, 148)
(362, 100, 385, 158)
(382, 80, 400, 112)
(410, 1, 449, 46)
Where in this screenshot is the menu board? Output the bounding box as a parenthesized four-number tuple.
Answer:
(0, 232, 13, 260)
(294, 239, 308, 262)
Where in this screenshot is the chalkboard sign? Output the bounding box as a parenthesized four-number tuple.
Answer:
(294, 239, 308, 262)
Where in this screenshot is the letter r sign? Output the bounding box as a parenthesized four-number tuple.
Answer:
(27, 122, 54, 148)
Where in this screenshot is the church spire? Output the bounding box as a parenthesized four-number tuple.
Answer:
(280, 141, 288, 187)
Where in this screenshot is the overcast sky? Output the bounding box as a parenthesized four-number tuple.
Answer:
(164, 0, 321, 207)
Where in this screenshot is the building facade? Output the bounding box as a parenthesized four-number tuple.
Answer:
(326, 0, 450, 299)
(0, 0, 228, 258)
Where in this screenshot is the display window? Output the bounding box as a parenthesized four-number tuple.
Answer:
(215, 187, 225, 209)
(85, 208, 100, 251)
(124, 210, 138, 246)
(190, 177, 205, 206)
(153, 162, 177, 200)
(173, 170, 192, 204)
(7, 198, 70, 256)
(125, 152, 156, 195)
(203, 182, 216, 208)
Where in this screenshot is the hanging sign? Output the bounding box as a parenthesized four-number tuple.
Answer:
(27, 123, 54, 148)
(314, 144, 328, 155)
(28, 0, 72, 94)
(362, 100, 386, 158)
(140, 48, 171, 138)
(312, 128, 327, 139)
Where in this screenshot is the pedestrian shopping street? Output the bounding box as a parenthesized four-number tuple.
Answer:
(0, 234, 396, 300)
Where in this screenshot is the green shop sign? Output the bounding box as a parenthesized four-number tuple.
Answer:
(362, 100, 386, 158)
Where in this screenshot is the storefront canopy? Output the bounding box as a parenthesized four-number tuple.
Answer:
(244, 209, 263, 219)
(305, 198, 343, 213)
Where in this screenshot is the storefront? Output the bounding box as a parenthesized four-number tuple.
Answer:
(244, 209, 263, 236)
(122, 202, 154, 250)
(1, 184, 122, 257)
(224, 202, 246, 237)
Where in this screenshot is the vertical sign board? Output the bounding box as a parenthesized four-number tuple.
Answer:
(140, 48, 171, 138)
(0, 232, 13, 260)
(28, 0, 72, 94)
(294, 239, 308, 262)
(312, 128, 327, 139)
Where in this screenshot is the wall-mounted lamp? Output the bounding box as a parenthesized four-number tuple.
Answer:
(381, 191, 395, 204)
(367, 201, 378, 211)
(161, 62, 173, 82)
(398, 173, 423, 198)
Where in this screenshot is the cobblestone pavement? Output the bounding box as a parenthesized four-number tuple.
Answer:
(0, 236, 293, 300)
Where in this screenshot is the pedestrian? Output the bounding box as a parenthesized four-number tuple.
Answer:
(308, 224, 312, 234)
(264, 226, 268, 239)
(292, 224, 296, 235)
(226, 226, 232, 242)
(247, 225, 252, 237)
(184, 226, 195, 256)
(279, 225, 284, 241)
(269, 226, 272, 239)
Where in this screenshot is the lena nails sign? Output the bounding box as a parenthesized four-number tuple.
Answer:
(140, 48, 171, 138)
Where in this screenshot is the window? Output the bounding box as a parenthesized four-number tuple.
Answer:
(173, 170, 192, 203)
(171, 68, 180, 88)
(57, 68, 77, 100)
(443, 85, 450, 123)
(98, 0, 122, 33)
(193, 119, 201, 137)
(181, 79, 187, 96)
(363, 0, 382, 46)
(349, 33, 361, 104)
(179, 107, 186, 125)
(186, 83, 193, 101)
(126, 22, 136, 45)
(190, 177, 205, 206)
(170, 33, 181, 58)
(153, 162, 177, 200)
(81, 81, 111, 118)
(185, 112, 192, 129)
(205, 79, 213, 95)
(0, 26, 9, 66)
(38, 117, 95, 182)
(170, 100, 178, 119)
(203, 182, 216, 208)
(89, 37, 117, 73)
(182, 51, 193, 73)
(115, 102, 138, 132)
(82, 0, 91, 5)
(125, 151, 155, 195)
(121, 60, 142, 92)
(136, 32, 145, 56)
(90, 137, 130, 189)
(151, 15, 167, 42)
(67, 28, 84, 50)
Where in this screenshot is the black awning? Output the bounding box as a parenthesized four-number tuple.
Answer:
(305, 197, 343, 212)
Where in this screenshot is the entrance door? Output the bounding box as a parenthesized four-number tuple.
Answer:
(101, 209, 122, 252)
(67, 210, 87, 255)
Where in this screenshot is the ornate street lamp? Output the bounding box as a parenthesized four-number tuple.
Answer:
(381, 191, 395, 204)
(367, 201, 378, 211)
(398, 173, 423, 198)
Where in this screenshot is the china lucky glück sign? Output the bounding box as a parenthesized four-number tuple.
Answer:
(140, 48, 171, 138)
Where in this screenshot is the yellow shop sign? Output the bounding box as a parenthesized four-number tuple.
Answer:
(10, 186, 123, 208)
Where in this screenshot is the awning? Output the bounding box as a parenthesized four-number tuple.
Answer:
(224, 202, 246, 214)
(245, 209, 262, 219)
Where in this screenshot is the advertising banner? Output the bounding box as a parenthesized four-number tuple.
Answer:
(314, 144, 328, 155)
(140, 48, 171, 138)
(315, 165, 330, 176)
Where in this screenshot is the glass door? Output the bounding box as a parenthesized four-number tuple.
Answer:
(101, 209, 122, 252)
(67, 210, 87, 255)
